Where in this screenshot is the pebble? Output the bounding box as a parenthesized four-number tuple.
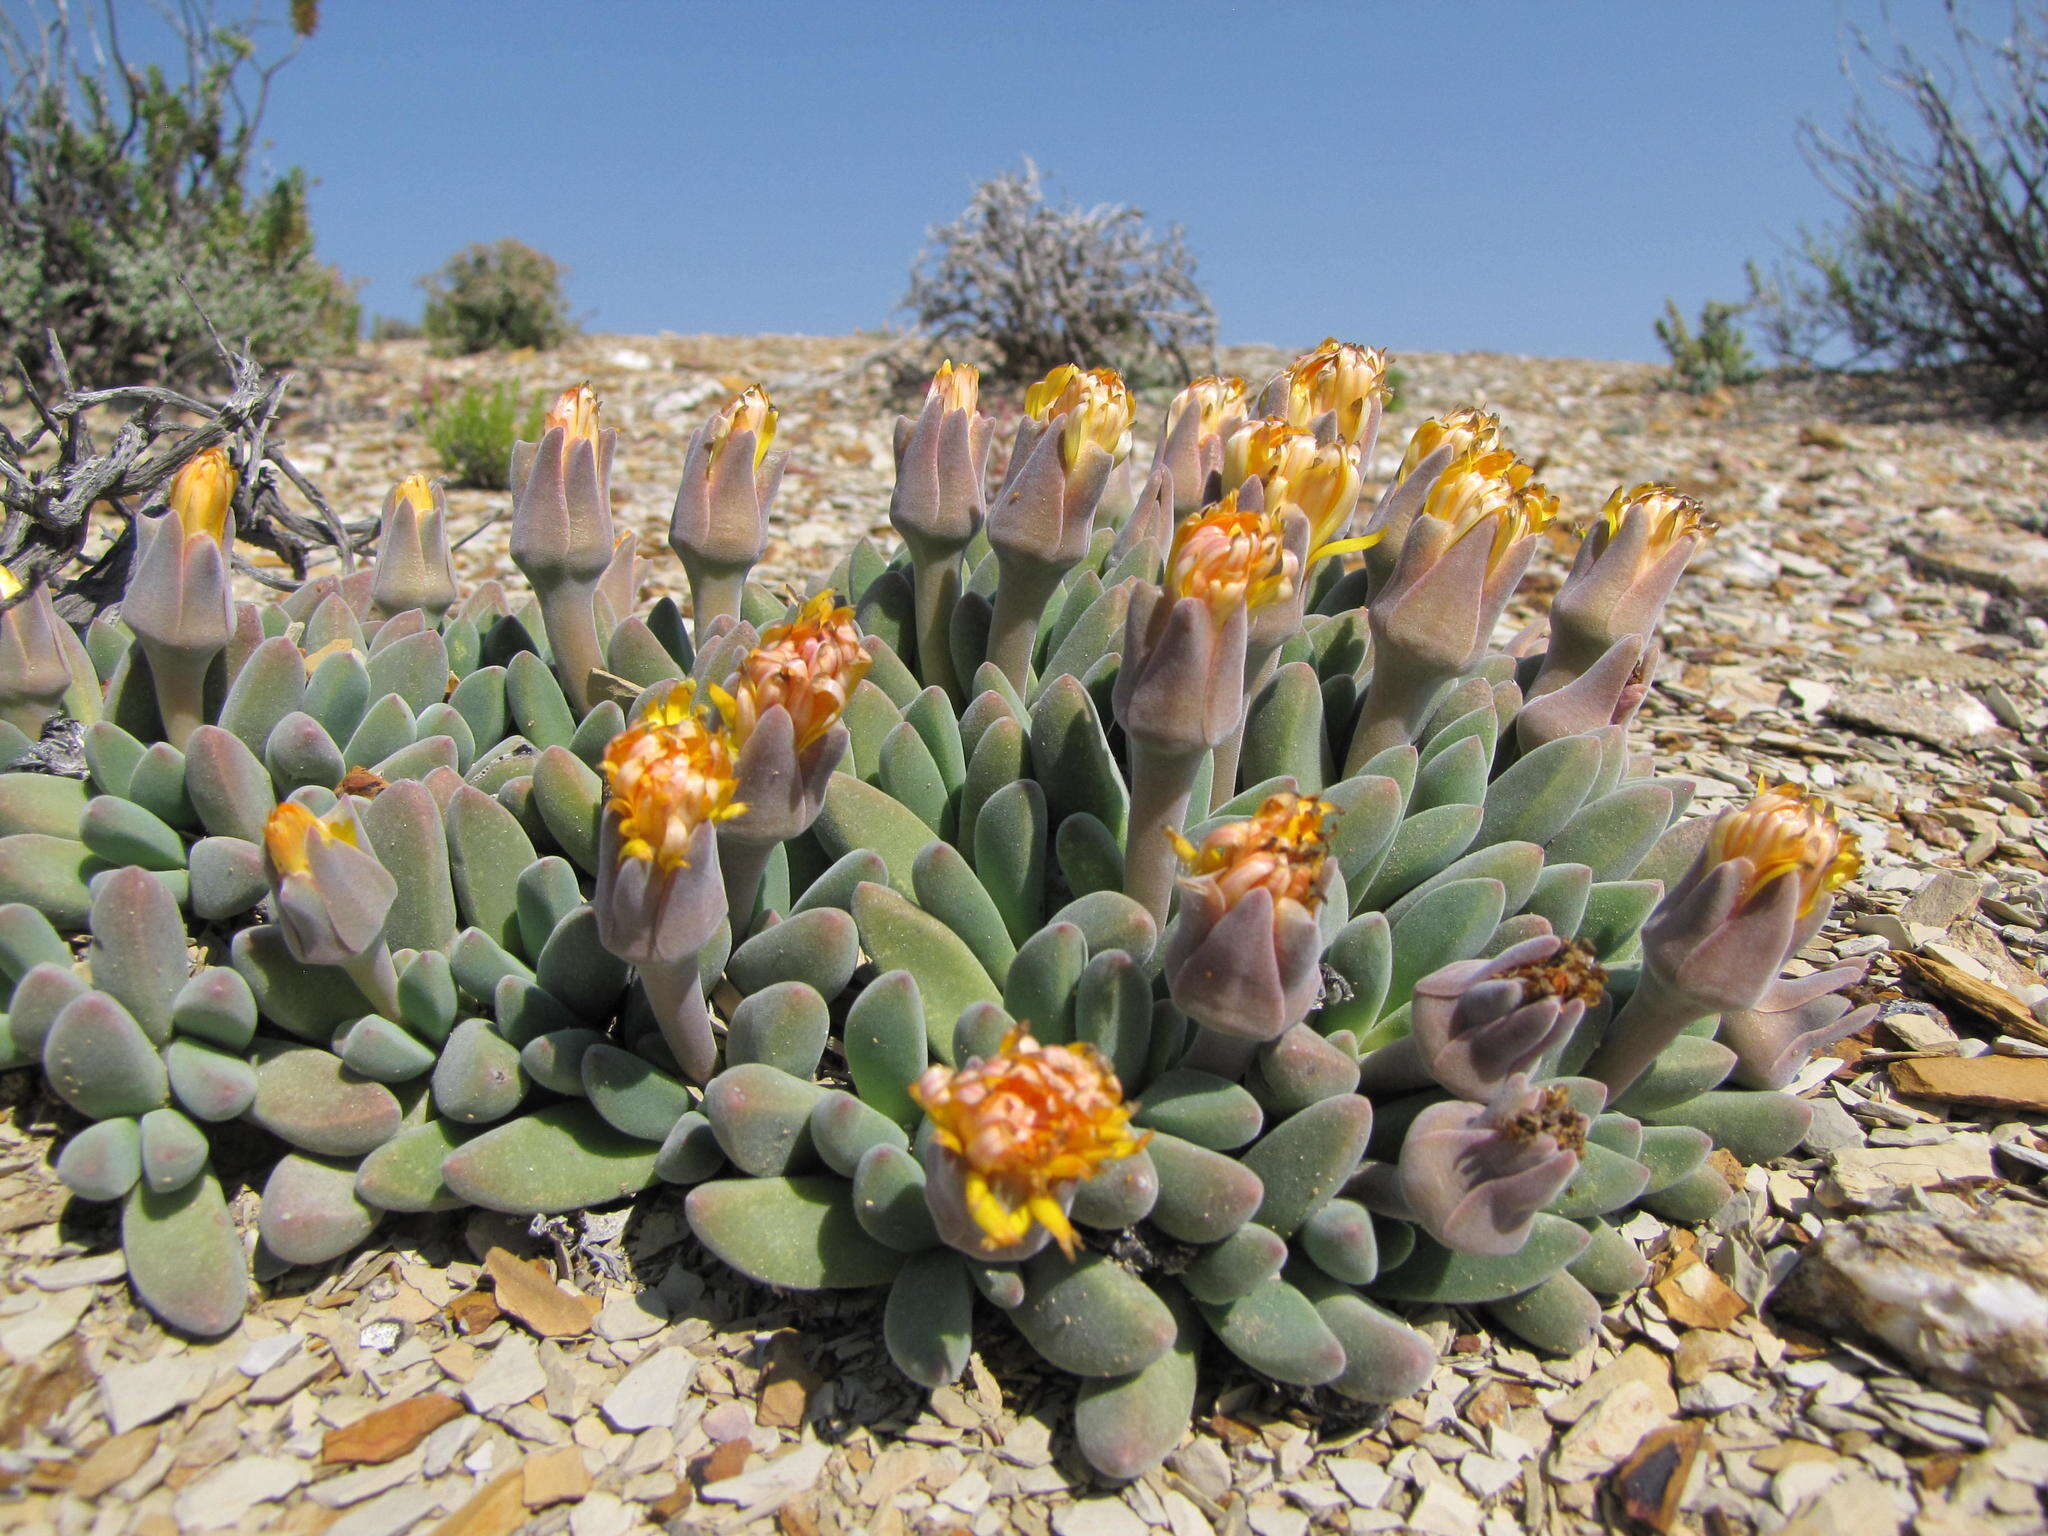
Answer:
(236, 1333, 301, 1378)
(100, 1356, 211, 1435)
(1406, 1481, 1483, 1536)
(462, 1336, 547, 1415)
(323, 1485, 446, 1536)
(1247, 1506, 1309, 1536)
(1327, 1458, 1393, 1507)
(597, 1343, 696, 1432)
(27, 1253, 127, 1290)
(1053, 1498, 1149, 1536)
(169, 1455, 304, 1531)
(1802, 1098, 1866, 1153)
(592, 1287, 669, 1342)
(699, 1437, 832, 1507)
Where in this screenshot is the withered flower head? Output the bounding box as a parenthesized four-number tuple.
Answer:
(910, 1025, 1148, 1259)
(1166, 492, 1300, 621)
(1417, 447, 1560, 571)
(1397, 407, 1504, 482)
(1165, 375, 1249, 440)
(167, 445, 237, 545)
(1171, 790, 1334, 912)
(1597, 482, 1715, 553)
(713, 591, 872, 750)
(263, 800, 361, 878)
(601, 683, 746, 870)
(705, 385, 778, 475)
(1024, 365, 1133, 468)
(1282, 338, 1390, 442)
(929, 359, 980, 415)
(1706, 781, 1860, 916)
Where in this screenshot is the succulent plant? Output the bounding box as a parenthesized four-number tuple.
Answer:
(0, 350, 1871, 1480)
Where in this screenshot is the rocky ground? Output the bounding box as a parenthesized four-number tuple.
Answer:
(3, 334, 2048, 1536)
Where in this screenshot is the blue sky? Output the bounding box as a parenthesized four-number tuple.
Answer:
(132, 0, 1972, 361)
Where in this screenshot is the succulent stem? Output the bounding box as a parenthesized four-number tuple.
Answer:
(1209, 642, 1280, 811)
(537, 581, 604, 716)
(1181, 1026, 1258, 1078)
(1123, 741, 1204, 929)
(639, 953, 718, 1083)
(910, 551, 964, 702)
(986, 562, 1060, 692)
(719, 836, 774, 942)
(340, 942, 401, 1021)
(1579, 982, 1713, 1098)
(143, 647, 211, 746)
(687, 567, 748, 636)
(1344, 650, 1445, 773)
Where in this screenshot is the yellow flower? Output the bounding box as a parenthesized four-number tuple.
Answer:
(1023, 365, 1133, 468)
(929, 359, 981, 415)
(909, 1025, 1148, 1258)
(167, 445, 237, 545)
(1166, 493, 1300, 621)
(263, 801, 360, 879)
(546, 382, 602, 445)
(1396, 407, 1504, 482)
(1282, 338, 1390, 442)
(1222, 418, 1370, 562)
(1169, 790, 1334, 912)
(1417, 447, 1560, 571)
(601, 683, 746, 869)
(1164, 375, 1248, 441)
(0, 561, 20, 601)
(393, 473, 438, 519)
(1706, 781, 1860, 915)
(712, 592, 872, 752)
(706, 385, 779, 475)
(1597, 482, 1715, 553)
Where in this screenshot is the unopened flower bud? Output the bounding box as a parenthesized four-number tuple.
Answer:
(1152, 375, 1247, 516)
(1533, 483, 1713, 696)
(510, 383, 618, 711)
(0, 579, 77, 735)
(125, 444, 239, 740)
(370, 474, 457, 621)
(670, 386, 785, 628)
(262, 799, 397, 967)
(1274, 337, 1390, 445)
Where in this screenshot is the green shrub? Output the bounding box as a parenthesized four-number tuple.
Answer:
(419, 381, 544, 491)
(0, 2, 355, 388)
(1654, 299, 1760, 394)
(420, 241, 574, 356)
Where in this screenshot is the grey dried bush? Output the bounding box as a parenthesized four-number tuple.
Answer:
(1748, 1, 2048, 409)
(903, 160, 1216, 384)
(0, 0, 356, 390)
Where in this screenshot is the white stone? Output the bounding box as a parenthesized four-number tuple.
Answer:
(100, 1355, 211, 1435)
(421, 1413, 479, 1476)
(462, 1335, 547, 1415)
(568, 1491, 635, 1536)
(938, 1469, 992, 1515)
(1160, 1488, 1214, 1536)
(171, 1455, 305, 1531)
(593, 1288, 669, 1343)
(1168, 1438, 1233, 1501)
(599, 1343, 697, 1432)
(1052, 1496, 1149, 1536)
(1457, 1454, 1521, 1500)
(699, 1436, 831, 1508)
(1247, 1505, 1308, 1536)
(1406, 1481, 1482, 1536)
(236, 1333, 300, 1377)
(1679, 1371, 1762, 1413)
(0, 1287, 89, 1360)
(323, 1485, 446, 1536)
(27, 1253, 126, 1290)
(1327, 1459, 1393, 1507)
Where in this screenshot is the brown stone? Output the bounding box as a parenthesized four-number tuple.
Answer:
(428, 1463, 527, 1536)
(695, 1439, 752, 1487)
(1900, 523, 2048, 617)
(1896, 951, 2048, 1046)
(521, 1445, 592, 1508)
(321, 1392, 464, 1465)
(65, 1427, 158, 1500)
(1652, 1254, 1748, 1330)
(755, 1331, 822, 1431)
(1891, 1053, 2048, 1112)
(1609, 1420, 1705, 1534)
(444, 1290, 502, 1337)
(484, 1247, 598, 1339)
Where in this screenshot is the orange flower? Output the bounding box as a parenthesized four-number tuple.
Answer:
(1597, 482, 1715, 553)
(167, 446, 237, 544)
(1164, 375, 1248, 441)
(1222, 418, 1369, 561)
(929, 359, 981, 415)
(1417, 446, 1560, 571)
(705, 385, 778, 476)
(1282, 338, 1390, 441)
(1396, 407, 1504, 482)
(546, 382, 602, 445)
(1024, 364, 1133, 468)
(1170, 790, 1334, 911)
(1166, 493, 1300, 620)
(910, 1026, 1148, 1258)
(601, 682, 745, 869)
(1705, 782, 1860, 915)
(262, 801, 360, 879)
(714, 592, 872, 751)
(393, 473, 438, 518)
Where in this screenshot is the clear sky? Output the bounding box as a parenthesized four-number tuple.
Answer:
(122, 0, 1975, 362)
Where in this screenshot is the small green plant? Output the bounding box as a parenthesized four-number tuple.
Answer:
(420, 382, 543, 490)
(1655, 298, 1761, 394)
(420, 241, 573, 356)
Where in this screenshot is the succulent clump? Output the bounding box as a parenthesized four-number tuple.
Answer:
(910, 1025, 1149, 1258)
